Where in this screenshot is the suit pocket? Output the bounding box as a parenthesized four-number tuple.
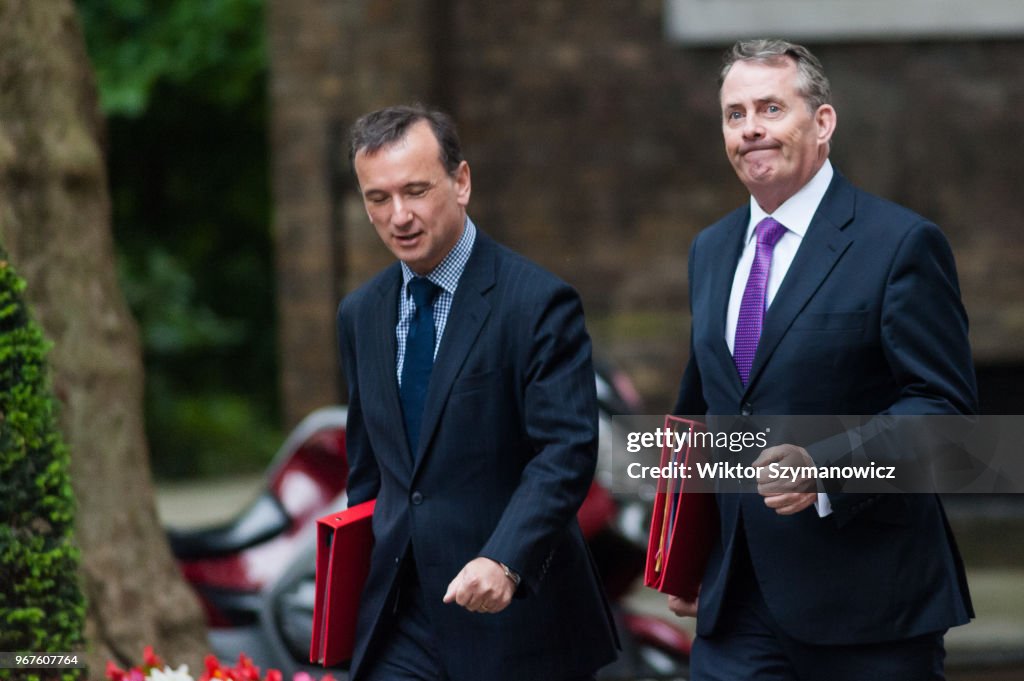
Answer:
(860, 495, 910, 526)
(791, 310, 868, 331)
(450, 369, 498, 395)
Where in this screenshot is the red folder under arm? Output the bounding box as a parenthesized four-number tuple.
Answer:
(310, 499, 375, 667)
(643, 416, 717, 601)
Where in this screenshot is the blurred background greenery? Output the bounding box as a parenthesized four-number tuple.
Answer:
(78, 0, 279, 479)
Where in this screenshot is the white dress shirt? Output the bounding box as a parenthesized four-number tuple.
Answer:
(725, 160, 835, 516)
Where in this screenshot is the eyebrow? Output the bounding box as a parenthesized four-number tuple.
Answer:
(363, 180, 434, 197)
(723, 96, 783, 110)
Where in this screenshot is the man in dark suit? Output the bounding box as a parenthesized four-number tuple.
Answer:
(337, 105, 618, 681)
(668, 40, 976, 680)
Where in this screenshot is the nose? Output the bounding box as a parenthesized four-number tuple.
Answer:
(390, 197, 413, 228)
(741, 114, 764, 139)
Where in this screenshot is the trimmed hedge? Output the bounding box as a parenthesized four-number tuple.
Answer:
(0, 256, 85, 681)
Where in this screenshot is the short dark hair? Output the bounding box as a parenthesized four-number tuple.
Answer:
(349, 104, 464, 176)
(720, 39, 832, 112)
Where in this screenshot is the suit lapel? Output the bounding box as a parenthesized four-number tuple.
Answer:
(743, 174, 855, 394)
(371, 266, 414, 469)
(707, 209, 750, 394)
(412, 234, 496, 477)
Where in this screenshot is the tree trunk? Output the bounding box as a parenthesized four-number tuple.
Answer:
(0, 0, 207, 674)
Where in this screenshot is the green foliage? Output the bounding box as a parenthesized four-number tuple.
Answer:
(0, 258, 86, 681)
(119, 248, 246, 355)
(146, 383, 282, 478)
(77, 0, 266, 117)
(77, 0, 282, 479)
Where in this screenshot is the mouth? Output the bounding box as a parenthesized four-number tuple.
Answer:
(740, 143, 780, 157)
(393, 231, 423, 247)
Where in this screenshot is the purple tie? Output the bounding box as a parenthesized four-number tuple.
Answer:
(734, 217, 787, 385)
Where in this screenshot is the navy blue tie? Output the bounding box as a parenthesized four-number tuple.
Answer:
(400, 278, 440, 456)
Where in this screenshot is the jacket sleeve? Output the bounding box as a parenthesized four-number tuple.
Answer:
(477, 283, 598, 594)
(878, 220, 977, 417)
(338, 298, 381, 507)
(674, 235, 708, 417)
(817, 220, 978, 525)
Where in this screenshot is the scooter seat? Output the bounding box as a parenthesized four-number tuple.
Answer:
(166, 491, 291, 560)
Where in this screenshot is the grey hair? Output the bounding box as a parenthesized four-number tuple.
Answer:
(720, 39, 832, 112)
(349, 104, 464, 176)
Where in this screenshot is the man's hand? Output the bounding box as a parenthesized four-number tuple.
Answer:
(762, 492, 817, 515)
(753, 444, 818, 516)
(667, 594, 698, 618)
(443, 557, 515, 614)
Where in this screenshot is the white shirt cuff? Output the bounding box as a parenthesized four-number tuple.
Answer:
(815, 492, 833, 517)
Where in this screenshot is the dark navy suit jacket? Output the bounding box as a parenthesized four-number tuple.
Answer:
(674, 171, 976, 644)
(338, 231, 618, 680)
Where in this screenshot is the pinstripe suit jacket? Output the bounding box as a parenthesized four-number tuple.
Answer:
(674, 171, 975, 645)
(338, 230, 618, 681)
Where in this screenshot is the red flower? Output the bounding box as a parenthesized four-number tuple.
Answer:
(105, 660, 126, 681)
(233, 653, 261, 681)
(143, 645, 165, 671)
(105, 659, 145, 681)
(106, 647, 296, 681)
(198, 653, 225, 681)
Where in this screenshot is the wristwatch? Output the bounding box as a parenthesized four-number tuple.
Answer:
(499, 562, 521, 588)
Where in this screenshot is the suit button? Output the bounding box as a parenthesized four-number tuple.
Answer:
(741, 403, 753, 416)
(411, 491, 424, 505)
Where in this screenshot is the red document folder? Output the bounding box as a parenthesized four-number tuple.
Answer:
(643, 415, 717, 601)
(310, 499, 375, 667)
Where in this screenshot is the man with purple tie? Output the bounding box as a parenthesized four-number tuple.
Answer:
(669, 40, 976, 680)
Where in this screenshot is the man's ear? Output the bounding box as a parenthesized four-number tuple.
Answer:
(816, 104, 837, 146)
(455, 160, 471, 207)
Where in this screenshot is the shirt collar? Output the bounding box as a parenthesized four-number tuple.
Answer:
(745, 160, 834, 244)
(401, 216, 477, 295)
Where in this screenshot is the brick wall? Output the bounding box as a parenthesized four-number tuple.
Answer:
(272, 2, 1024, 417)
(443, 4, 1024, 406)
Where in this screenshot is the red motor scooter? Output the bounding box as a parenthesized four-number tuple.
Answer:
(166, 366, 691, 679)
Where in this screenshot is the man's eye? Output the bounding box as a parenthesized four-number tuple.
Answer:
(766, 104, 781, 114)
(367, 195, 389, 204)
(727, 111, 743, 121)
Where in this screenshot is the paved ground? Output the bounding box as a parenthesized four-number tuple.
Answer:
(157, 473, 266, 527)
(625, 574, 1024, 677)
(157, 478, 1024, 677)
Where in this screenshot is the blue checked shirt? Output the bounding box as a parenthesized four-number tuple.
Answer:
(396, 218, 476, 385)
